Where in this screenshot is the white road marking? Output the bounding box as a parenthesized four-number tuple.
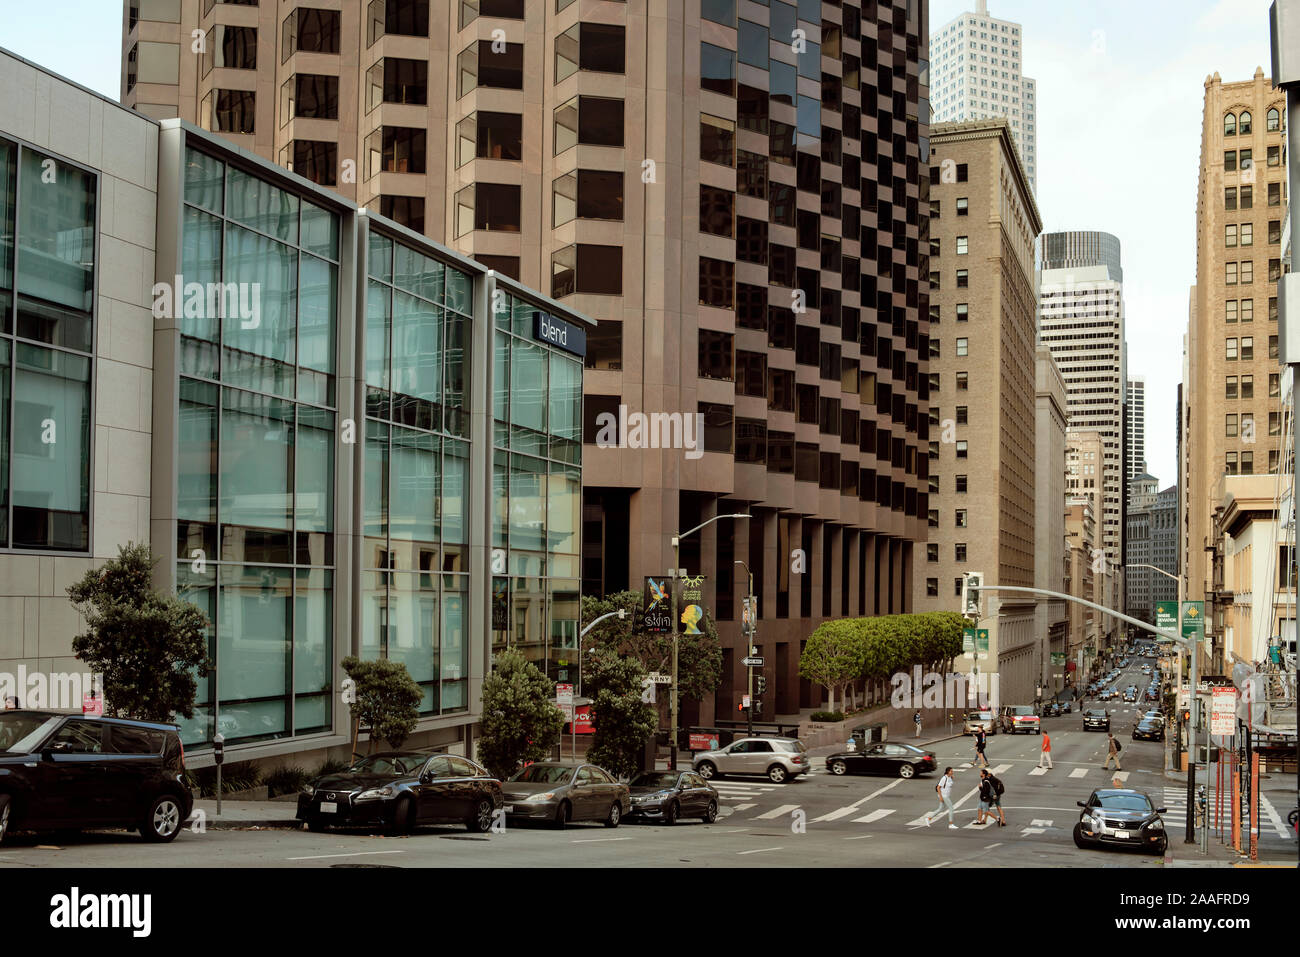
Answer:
(991, 764, 1013, 775)
(737, 846, 783, 855)
(752, 804, 801, 820)
(853, 808, 896, 824)
(571, 837, 632, 843)
(722, 828, 750, 833)
(1259, 792, 1295, 840)
(1028, 767, 1048, 776)
(951, 786, 980, 810)
(928, 861, 952, 868)
(849, 778, 903, 809)
(1030, 819, 1054, 828)
(843, 834, 874, 840)
(1112, 771, 1130, 782)
(985, 842, 1002, 849)
(1069, 768, 1089, 779)
(1020, 827, 1046, 836)
(811, 806, 862, 823)
(287, 850, 405, 861)
(730, 803, 756, 812)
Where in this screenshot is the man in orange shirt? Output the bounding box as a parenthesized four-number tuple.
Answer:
(1038, 730, 1053, 770)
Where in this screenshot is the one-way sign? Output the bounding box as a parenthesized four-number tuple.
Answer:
(742, 656, 765, 667)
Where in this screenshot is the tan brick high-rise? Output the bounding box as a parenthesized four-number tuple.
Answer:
(122, 0, 934, 724)
(912, 119, 1040, 705)
(1185, 68, 1289, 673)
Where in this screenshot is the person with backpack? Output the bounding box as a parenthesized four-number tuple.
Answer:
(924, 767, 959, 829)
(913, 710, 923, 738)
(977, 768, 1006, 826)
(1102, 731, 1122, 771)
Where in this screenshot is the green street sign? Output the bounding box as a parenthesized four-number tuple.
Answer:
(963, 628, 976, 653)
(1051, 652, 1066, 665)
(976, 629, 990, 654)
(1180, 601, 1205, 642)
(1155, 604, 1177, 631)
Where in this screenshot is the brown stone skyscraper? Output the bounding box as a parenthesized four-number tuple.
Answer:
(122, 0, 933, 724)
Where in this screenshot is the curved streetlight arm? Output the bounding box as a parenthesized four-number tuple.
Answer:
(674, 513, 754, 547)
(1124, 563, 1180, 584)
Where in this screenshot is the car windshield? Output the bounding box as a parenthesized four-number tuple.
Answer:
(1086, 710, 1107, 717)
(509, 764, 575, 784)
(1010, 707, 1034, 715)
(966, 713, 990, 721)
(0, 713, 61, 753)
(1097, 793, 1154, 813)
(346, 754, 425, 776)
(630, 772, 679, 789)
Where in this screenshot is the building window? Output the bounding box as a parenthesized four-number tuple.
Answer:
(956, 406, 969, 425)
(1226, 262, 1238, 285)
(207, 90, 256, 134)
(455, 182, 521, 236)
(371, 0, 430, 39)
(456, 111, 523, 167)
(1241, 261, 1253, 284)
(210, 25, 258, 70)
(367, 58, 428, 111)
(1225, 376, 1237, 399)
(585, 320, 622, 371)
(1271, 411, 1282, 435)
(1225, 337, 1238, 360)
(956, 337, 969, 357)
(956, 303, 969, 322)
(554, 96, 624, 153)
(1241, 223, 1253, 246)
(1241, 336, 1254, 360)
(1268, 107, 1281, 131)
(1270, 373, 1280, 397)
(1241, 451, 1254, 474)
(956, 197, 969, 215)
(1241, 185, 1254, 208)
(1226, 452, 1238, 475)
(283, 8, 341, 60)
(698, 330, 734, 381)
(700, 114, 735, 167)
(289, 140, 337, 186)
(458, 40, 524, 96)
(1226, 224, 1237, 247)
(927, 544, 939, 563)
(1270, 181, 1283, 206)
(956, 440, 968, 458)
(1240, 111, 1253, 134)
(287, 74, 340, 121)
(1270, 219, 1282, 244)
(1268, 144, 1281, 167)
(956, 372, 969, 390)
(556, 22, 625, 81)
(701, 43, 736, 96)
(956, 236, 969, 255)
(1226, 300, 1238, 323)
(700, 185, 735, 236)
(551, 244, 623, 297)
(459, 0, 523, 27)
(699, 258, 735, 309)
(1225, 149, 1238, 171)
(926, 577, 939, 596)
(380, 196, 425, 233)
(1270, 334, 1279, 359)
(366, 126, 427, 176)
(955, 543, 968, 562)
(1270, 259, 1282, 282)
(552, 170, 624, 225)
(1225, 414, 1238, 437)
(956, 475, 968, 493)
(956, 269, 968, 287)
(1241, 374, 1253, 397)
(955, 510, 968, 528)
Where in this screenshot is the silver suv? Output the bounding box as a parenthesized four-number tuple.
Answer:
(692, 737, 810, 784)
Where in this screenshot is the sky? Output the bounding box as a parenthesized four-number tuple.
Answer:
(0, 0, 1282, 488)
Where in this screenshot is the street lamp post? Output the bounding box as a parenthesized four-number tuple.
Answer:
(669, 513, 751, 770)
(734, 560, 755, 738)
(571, 608, 627, 760)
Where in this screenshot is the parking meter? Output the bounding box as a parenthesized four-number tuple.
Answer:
(213, 733, 225, 765)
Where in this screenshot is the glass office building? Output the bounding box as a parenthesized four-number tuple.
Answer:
(148, 122, 592, 754)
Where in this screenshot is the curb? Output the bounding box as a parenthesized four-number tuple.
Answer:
(190, 817, 303, 831)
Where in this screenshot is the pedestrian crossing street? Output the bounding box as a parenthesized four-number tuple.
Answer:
(708, 761, 1173, 841)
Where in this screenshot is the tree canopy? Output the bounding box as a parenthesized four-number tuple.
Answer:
(478, 648, 565, 780)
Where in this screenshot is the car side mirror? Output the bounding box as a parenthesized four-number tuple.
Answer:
(1076, 801, 1086, 808)
(419, 771, 432, 784)
(1156, 807, 1167, 814)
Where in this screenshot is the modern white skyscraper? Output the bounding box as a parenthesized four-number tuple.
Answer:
(1125, 375, 1147, 483)
(929, 0, 1038, 192)
(1038, 231, 1127, 567)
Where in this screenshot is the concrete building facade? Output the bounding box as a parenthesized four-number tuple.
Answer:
(1125, 374, 1146, 482)
(1034, 346, 1068, 696)
(912, 118, 1041, 706)
(1124, 471, 1159, 622)
(1184, 69, 1289, 674)
(121, 0, 938, 725)
(928, 0, 1037, 193)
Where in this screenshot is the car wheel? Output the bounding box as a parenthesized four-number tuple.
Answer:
(1073, 824, 1090, 849)
(898, 763, 916, 779)
(702, 800, 718, 824)
(696, 761, 718, 780)
(0, 795, 10, 846)
(388, 797, 415, 835)
(767, 764, 789, 784)
(604, 802, 622, 828)
(830, 759, 848, 776)
(140, 793, 184, 843)
(466, 798, 494, 833)
(551, 801, 570, 830)
(664, 801, 679, 826)
(306, 819, 329, 833)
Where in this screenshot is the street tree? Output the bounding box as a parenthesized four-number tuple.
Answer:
(340, 656, 423, 754)
(66, 543, 210, 722)
(799, 619, 865, 713)
(478, 647, 565, 780)
(583, 645, 658, 779)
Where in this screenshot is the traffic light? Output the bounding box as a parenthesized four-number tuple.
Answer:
(1181, 708, 1191, 724)
(738, 702, 746, 712)
(756, 675, 767, 695)
(961, 572, 983, 620)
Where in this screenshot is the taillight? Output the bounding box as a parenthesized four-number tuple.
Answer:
(178, 739, 186, 769)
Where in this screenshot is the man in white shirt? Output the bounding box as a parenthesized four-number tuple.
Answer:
(925, 767, 959, 829)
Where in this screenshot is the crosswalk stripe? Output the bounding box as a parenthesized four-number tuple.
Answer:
(1069, 768, 1088, 778)
(730, 803, 756, 812)
(853, 808, 895, 824)
(991, 764, 1013, 775)
(1028, 767, 1048, 776)
(1112, 771, 1130, 782)
(811, 806, 861, 823)
(752, 803, 801, 820)
(1259, 793, 1295, 840)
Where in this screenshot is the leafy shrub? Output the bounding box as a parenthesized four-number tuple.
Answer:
(264, 765, 311, 797)
(315, 758, 350, 777)
(811, 711, 845, 723)
(184, 761, 263, 798)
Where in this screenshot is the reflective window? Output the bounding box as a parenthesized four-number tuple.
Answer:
(739, 21, 768, 68)
(551, 244, 622, 298)
(554, 96, 624, 153)
(701, 43, 736, 97)
(700, 185, 735, 236)
(700, 114, 735, 167)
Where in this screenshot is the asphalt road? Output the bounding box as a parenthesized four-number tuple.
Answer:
(1, 659, 1292, 868)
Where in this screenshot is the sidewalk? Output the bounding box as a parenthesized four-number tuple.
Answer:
(189, 798, 302, 830)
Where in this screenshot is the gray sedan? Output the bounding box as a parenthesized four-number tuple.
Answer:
(501, 762, 631, 829)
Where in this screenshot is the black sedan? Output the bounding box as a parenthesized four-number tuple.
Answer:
(625, 770, 719, 825)
(1074, 789, 1168, 854)
(1082, 709, 1111, 732)
(825, 742, 937, 779)
(297, 752, 503, 834)
(1131, 718, 1165, 742)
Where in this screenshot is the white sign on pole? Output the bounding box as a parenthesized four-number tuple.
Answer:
(1210, 686, 1236, 737)
(556, 682, 574, 721)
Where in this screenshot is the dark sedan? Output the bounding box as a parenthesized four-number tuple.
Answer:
(625, 770, 718, 825)
(1131, 718, 1165, 742)
(501, 762, 630, 828)
(1082, 709, 1111, 732)
(297, 752, 503, 834)
(1074, 789, 1168, 854)
(825, 742, 937, 779)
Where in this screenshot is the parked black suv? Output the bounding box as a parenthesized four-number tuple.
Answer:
(0, 711, 191, 845)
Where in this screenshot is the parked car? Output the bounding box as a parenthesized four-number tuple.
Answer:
(1083, 709, 1111, 732)
(501, 762, 630, 828)
(297, 752, 503, 834)
(825, 742, 937, 779)
(1073, 788, 1168, 854)
(626, 770, 718, 825)
(693, 737, 810, 783)
(1141, 710, 1165, 725)
(0, 710, 191, 845)
(962, 710, 999, 735)
(999, 705, 1041, 735)
(1131, 718, 1165, 742)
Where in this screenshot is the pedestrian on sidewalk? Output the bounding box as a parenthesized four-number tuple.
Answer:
(973, 727, 990, 768)
(925, 767, 959, 829)
(1038, 731, 1053, 770)
(914, 710, 923, 738)
(1101, 732, 1122, 771)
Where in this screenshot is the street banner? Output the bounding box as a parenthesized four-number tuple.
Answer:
(690, 732, 720, 751)
(641, 577, 673, 633)
(556, 683, 574, 722)
(1155, 603, 1177, 633)
(1051, 652, 1066, 665)
(573, 704, 594, 734)
(963, 628, 976, 653)
(1180, 601, 1205, 642)
(679, 574, 706, 634)
(976, 629, 989, 656)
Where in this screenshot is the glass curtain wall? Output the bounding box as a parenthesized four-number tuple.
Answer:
(363, 229, 471, 715)
(491, 293, 582, 684)
(0, 136, 95, 552)
(175, 145, 339, 746)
